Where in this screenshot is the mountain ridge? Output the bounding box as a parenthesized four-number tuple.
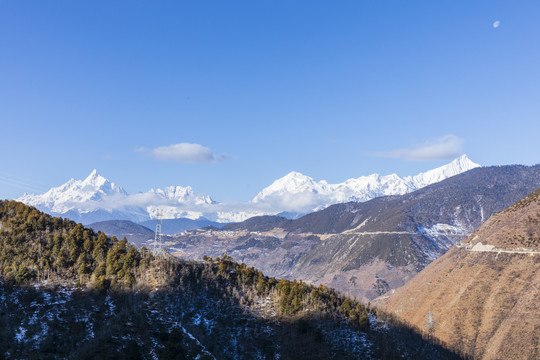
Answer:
(17, 155, 480, 224)
(381, 187, 540, 359)
(253, 155, 479, 208)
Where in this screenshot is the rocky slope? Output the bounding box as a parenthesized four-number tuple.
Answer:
(381, 188, 540, 360)
(170, 164, 540, 301)
(461, 187, 540, 251)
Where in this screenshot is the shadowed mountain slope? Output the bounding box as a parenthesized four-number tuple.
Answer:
(381, 188, 540, 359)
(87, 219, 155, 247)
(0, 200, 462, 359)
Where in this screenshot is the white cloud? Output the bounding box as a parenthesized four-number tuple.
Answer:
(148, 143, 225, 163)
(376, 134, 464, 161)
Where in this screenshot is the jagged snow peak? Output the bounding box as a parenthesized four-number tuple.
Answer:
(145, 186, 215, 220)
(17, 169, 128, 214)
(253, 172, 331, 201)
(149, 186, 215, 205)
(16, 155, 480, 224)
(406, 154, 480, 188)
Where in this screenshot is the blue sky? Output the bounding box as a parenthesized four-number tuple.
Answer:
(1, 1, 539, 202)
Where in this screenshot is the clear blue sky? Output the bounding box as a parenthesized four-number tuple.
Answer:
(1, 1, 539, 201)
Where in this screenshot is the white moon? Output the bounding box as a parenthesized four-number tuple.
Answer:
(493, 20, 500, 28)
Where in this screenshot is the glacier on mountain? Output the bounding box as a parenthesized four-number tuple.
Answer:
(16, 155, 480, 224)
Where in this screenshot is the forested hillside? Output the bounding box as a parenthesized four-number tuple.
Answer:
(0, 200, 462, 359)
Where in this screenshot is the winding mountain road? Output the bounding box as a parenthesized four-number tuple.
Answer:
(457, 242, 540, 255)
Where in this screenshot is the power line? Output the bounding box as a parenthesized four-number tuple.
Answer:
(0, 174, 48, 194)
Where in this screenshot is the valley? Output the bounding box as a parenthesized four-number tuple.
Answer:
(166, 164, 540, 301)
(2, 165, 539, 358)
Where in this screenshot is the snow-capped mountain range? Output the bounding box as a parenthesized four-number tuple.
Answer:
(253, 154, 480, 209)
(17, 155, 480, 224)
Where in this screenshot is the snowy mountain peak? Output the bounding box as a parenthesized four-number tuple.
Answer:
(150, 185, 215, 205)
(271, 171, 315, 185)
(280, 171, 317, 186)
(453, 154, 479, 168)
(80, 170, 127, 197)
(408, 154, 480, 188)
(82, 169, 108, 187)
(252, 171, 327, 203)
(151, 186, 194, 199)
(87, 169, 105, 182)
(16, 170, 128, 215)
(284, 171, 309, 179)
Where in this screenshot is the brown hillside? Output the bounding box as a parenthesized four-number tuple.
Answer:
(381, 189, 540, 360)
(463, 187, 540, 250)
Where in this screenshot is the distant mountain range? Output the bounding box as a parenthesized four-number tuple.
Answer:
(17, 170, 216, 224)
(86, 220, 156, 247)
(169, 164, 540, 301)
(86, 218, 225, 248)
(17, 155, 479, 224)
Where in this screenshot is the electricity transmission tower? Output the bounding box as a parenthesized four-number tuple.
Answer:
(154, 210, 164, 255)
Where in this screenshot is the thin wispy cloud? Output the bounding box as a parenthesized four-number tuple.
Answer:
(0, 174, 47, 194)
(58, 194, 278, 223)
(145, 143, 226, 163)
(376, 134, 464, 161)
